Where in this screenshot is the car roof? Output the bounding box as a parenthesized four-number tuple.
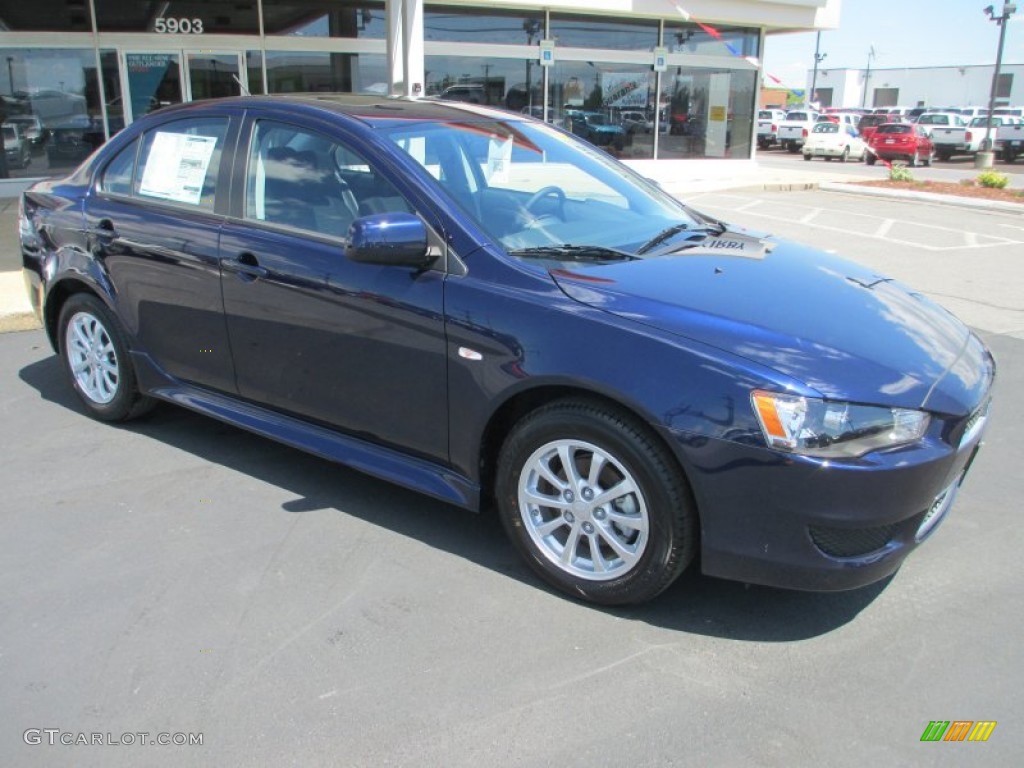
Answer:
(152, 94, 523, 127)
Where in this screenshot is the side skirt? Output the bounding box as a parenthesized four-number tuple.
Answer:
(131, 352, 480, 511)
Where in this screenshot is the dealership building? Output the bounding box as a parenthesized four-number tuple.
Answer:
(0, 0, 838, 182)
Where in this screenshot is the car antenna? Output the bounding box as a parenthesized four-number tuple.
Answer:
(232, 75, 250, 96)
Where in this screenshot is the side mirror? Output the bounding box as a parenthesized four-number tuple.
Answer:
(345, 212, 435, 268)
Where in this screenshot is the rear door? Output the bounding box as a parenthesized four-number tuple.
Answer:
(84, 113, 238, 393)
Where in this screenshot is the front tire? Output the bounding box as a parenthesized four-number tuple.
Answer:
(866, 154, 877, 166)
(496, 399, 697, 605)
(58, 294, 153, 422)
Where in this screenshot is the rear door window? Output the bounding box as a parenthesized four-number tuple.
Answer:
(134, 117, 229, 210)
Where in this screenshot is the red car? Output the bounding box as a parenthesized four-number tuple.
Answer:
(856, 113, 888, 143)
(866, 123, 934, 166)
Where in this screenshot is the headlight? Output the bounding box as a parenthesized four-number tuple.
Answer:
(751, 390, 930, 458)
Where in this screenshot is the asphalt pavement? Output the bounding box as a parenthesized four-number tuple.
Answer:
(2, 164, 1023, 765)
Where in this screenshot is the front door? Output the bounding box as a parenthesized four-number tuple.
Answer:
(219, 117, 450, 463)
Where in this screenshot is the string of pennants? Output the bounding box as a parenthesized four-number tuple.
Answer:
(665, 1, 807, 103)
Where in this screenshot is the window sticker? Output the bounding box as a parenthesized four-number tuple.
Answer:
(486, 135, 513, 183)
(139, 132, 218, 205)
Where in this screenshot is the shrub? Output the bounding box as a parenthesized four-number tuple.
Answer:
(888, 162, 913, 183)
(977, 170, 1009, 189)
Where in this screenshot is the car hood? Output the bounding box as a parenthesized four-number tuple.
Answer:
(549, 231, 990, 415)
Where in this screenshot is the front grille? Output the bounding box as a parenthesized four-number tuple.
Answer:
(809, 523, 898, 558)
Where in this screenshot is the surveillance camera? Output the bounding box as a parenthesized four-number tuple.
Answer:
(984, 4, 994, 14)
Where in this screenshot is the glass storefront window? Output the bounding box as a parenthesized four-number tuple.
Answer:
(424, 6, 544, 45)
(0, 48, 102, 178)
(100, 50, 125, 135)
(262, 1, 386, 38)
(664, 23, 759, 59)
(548, 62, 655, 159)
(658, 68, 756, 159)
(549, 14, 658, 51)
(266, 52, 387, 94)
(95, 1, 261, 34)
(425, 55, 535, 112)
(0, 4, 92, 32)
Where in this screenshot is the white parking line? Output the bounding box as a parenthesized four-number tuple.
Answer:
(875, 219, 895, 238)
(689, 192, 1024, 252)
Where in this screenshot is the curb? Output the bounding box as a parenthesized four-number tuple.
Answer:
(819, 182, 1024, 214)
(0, 312, 43, 334)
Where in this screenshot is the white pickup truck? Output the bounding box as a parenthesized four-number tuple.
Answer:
(931, 115, 1021, 160)
(995, 122, 1024, 163)
(777, 110, 820, 154)
(756, 109, 788, 150)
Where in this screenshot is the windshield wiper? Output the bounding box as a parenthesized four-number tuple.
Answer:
(637, 217, 731, 256)
(508, 245, 637, 262)
(636, 223, 693, 255)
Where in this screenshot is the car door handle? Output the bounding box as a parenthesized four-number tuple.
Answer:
(224, 253, 268, 279)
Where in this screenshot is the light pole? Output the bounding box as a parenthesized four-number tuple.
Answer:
(860, 46, 875, 108)
(809, 32, 826, 108)
(977, 2, 1017, 168)
(6, 56, 13, 95)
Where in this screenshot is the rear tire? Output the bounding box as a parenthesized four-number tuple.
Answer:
(866, 154, 877, 166)
(58, 294, 154, 422)
(496, 399, 697, 606)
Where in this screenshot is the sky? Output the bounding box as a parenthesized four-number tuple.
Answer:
(760, 0, 1024, 88)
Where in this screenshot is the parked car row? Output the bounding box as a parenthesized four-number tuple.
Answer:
(761, 103, 1024, 164)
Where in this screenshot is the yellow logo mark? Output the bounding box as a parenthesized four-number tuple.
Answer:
(968, 721, 997, 742)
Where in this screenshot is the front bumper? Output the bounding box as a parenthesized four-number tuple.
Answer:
(672, 399, 991, 591)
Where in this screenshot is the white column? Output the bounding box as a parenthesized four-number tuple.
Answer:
(385, 0, 403, 96)
(402, 0, 425, 97)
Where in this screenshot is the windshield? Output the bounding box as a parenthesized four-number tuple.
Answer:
(380, 118, 700, 256)
(813, 123, 838, 133)
(786, 112, 809, 121)
(2, 126, 16, 142)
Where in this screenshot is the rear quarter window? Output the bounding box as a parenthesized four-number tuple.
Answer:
(877, 124, 911, 134)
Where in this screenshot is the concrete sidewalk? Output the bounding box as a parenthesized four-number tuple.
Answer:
(1, 160, 1020, 333)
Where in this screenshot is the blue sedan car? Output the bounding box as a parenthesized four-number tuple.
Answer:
(20, 95, 994, 605)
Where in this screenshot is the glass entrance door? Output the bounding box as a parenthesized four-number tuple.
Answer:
(185, 52, 245, 101)
(122, 51, 245, 127)
(124, 52, 183, 123)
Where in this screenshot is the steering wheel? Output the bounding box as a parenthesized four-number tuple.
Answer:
(524, 185, 567, 220)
